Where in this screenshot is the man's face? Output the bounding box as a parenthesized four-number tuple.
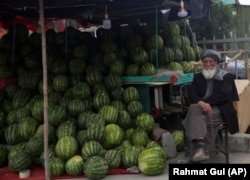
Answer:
(201, 57, 217, 79)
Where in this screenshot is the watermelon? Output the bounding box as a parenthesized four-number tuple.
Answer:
(109, 59, 125, 76)
(104, 149, 121, 169)
(99, 105, 118, 124)
(93, 91, 110, 110)
(125, 63, 140, 76)
(116, 110, 132, 130)
(158, 47, 175, 66)
(140, 62, 157, 76)
(121, 146, 141, 168)
(48, 105, 67, 126)
(55, 136, 78, 161)
(123, 86, 139, 104)
(8, 142, 27, 160)
(166, 61, 183, 71)
(103, 124, 124, 149)
(145, 34, 164, 50)
(126, 35, 142, 50)
(4, 124, 21, 145)
(72, 82, 91, 100)
(56, 120, 76, 139)
(135, 113, 155, 133)
(180, 61, 194, 73)
(130, 129, 149, 147)
(127, 100, 144, 118)
(130, 47, 149, 65)
(172, 130, 185, 152)
(104, 74, 122, 91)
(76, 130, 88, 147)
(8, 151, 33, 173)
(25, 136, 44, 157)
(65, 155, 84, 176)
(12, 88, 31, 110)
(83, 156, 109, 180)
(49, 157, 65, 176)
(81, 140, 106, 160)
(18, 116, 39, 141)
(111, 100, 126, 111)
(86, 123, 105, 142)
(138, 146, 166, 175)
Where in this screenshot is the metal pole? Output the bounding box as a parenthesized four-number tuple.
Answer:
(38, 0, 50, 179)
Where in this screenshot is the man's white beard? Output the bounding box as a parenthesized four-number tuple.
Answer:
(202, 68, 217, 80)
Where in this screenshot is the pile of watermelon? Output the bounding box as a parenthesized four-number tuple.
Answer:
(0, 24, 172, 179)
(159, 22, 203, 73)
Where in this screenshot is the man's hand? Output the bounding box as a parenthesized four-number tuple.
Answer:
(197, 101, 212, 114)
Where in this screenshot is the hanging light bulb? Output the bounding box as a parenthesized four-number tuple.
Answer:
(103, 5, 111, 29)
(177, 0, 188, 18)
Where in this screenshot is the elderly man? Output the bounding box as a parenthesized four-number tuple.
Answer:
(182, 49, 239, 162)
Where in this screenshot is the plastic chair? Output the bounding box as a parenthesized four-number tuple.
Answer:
(179, 83, 229, 164)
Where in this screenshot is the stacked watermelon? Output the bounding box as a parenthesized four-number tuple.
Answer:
(0, 25, 169, 178)
(160, 22, 203, 73)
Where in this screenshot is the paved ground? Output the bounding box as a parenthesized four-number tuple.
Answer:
(56, 150, 250, 180)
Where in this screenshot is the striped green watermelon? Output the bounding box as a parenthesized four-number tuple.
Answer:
(99, 105, 118, 124)
(121, 146, 141, 168)
(12, 88, 31, 110)
(55, 136, 78, 161)
(111, 100, 126, 111)
(116, 110, 132, 130)
(123, 86, 139, 104)
(125, 63, 140, 76)
(103, 124, 124, 149)
(18, 116, 39, 141)
(145, 34, 164, 50)
(166, 61, 183, 71)
(72, 82, 91, 100)
(76, 130, 88, 147)
(8, 151, 32, 173)
(140, 62, 157, 76)
(109, 59, 126, 76)
(83, 156, 109, 180)
(135, 112, 155, 133)
(182, 46, 196, 61)
(130, 129, 149, 147)
(86, 123, 105, 142)
(81, 140, 106, 160)
(158, 47, 175, 66)
(86, 70, 103, 86)
(130, 47, 149, 65)
(104, 149, 121, 169)
(104, 74, 122, 91)
(48, 105, 67, 126)
(25, 136, 44, 157)
(127, 100, 144, 118)
(52, 74, 70, 93)
(138, 146, 166, 175)
(49, 157, 65, 176)
(68, 99, 92, 117)
(56, 121, 76, 139)
(4, 124, 21, 145)
(8, 142, 27, 160)
(65, 155, 84, 176)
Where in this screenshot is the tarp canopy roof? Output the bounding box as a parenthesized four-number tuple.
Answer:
(0, 0, 185, 25)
